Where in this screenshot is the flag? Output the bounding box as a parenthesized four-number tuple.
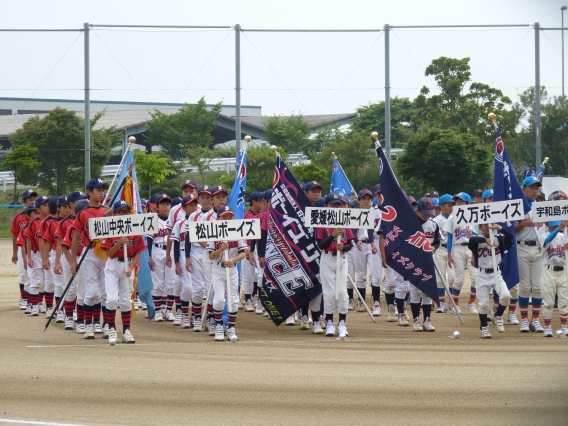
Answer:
(330, 158, 354, 196)
(111, 150, 155, 319)
(535, 160, 546, 183)
(260, 155, 322, 326)
(492, 127, 530, 289)
(375, 145, 439, 304)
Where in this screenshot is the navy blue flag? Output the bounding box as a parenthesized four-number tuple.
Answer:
(376, 145, 439, 304)
(492, 127, 530, 289)
(260, 155, 322, 326)
(331, 158, 354, 196)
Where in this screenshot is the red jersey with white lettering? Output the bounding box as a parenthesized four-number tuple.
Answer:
(259, 210, 271, 232)
(71, 205, 105, 244)
(41, 216, 61, 251)
(56, 215, 75, 242)
(62, 225, 85, 255)
(16, 226, 27, 248)
(10, 211, 28, 237)
(244, 209, 260, 246)
(24, 217, 43, 252)
(101, 235, 146, 259)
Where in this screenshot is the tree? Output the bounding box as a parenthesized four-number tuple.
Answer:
(292, 163, 328, 188)
(187, 147, 214, 185)
(10, 107, 120, 194)
(263, 114, 311, 154)
(134, 151, 176, 198)
(144, 97, 222, 161)
(2, 145, 40, 201)
(397, 124, 492, 195)
(244, 146, 288, 194)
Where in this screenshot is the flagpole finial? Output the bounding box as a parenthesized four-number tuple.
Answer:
(544, 157, 549, 163)
(128, 136, 136, 144)
(244, 135, 251, 143)
(488, 112, 496, 121)
(371, 131, 379, 141)
(332, 151, 337, 159)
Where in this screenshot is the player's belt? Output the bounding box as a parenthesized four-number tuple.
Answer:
(478, 267, 494, 273)
(32, 250, 40, 254)
(517, 240, 537, 246)
(359, 239, 371, 244)
(216, 261, 234, 268)
(547, 265, 565, 271)
(324, 251, 344, 257)
(154, 244, 167, 250)
(458, 242, 469, 246)
(112, 257, 133, 263)
(441, 243, 447, 248)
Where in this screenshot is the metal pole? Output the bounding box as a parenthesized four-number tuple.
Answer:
(235, 24, 241, 160)
(84, 22, 91, 185)
(535, 22, 541, 166)
(384, 24, 391, 161)
(563, 7, 566, 97)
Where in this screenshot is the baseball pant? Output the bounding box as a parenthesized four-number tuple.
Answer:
(190, 245, 206, 304)
(354, 243, 370, 289)
(476, 269, 510, 315)
(450, 244, 476, 291)
(71, 256, 86, 305)
(435, 246, 455, 289)
(105, 258, 133, 312)
(51, 251, 65, 298)
(409, 284, 432, 304)
(346, 249, 356, 290)
(83, 250, 106, 306)
(43, 251, 55, 294)
(320, 252, 348, 315)
(60, 256, 76, 302)
(242, 248, 260, 295)
(203, 254, 215, 304)
(383, 267, 408, 299)
(150, 246, 175, 297)
(178, 249, 193, 302)
(211, 262, 239, 312)
(541, 266, 568, 319)
(369, 239, 383, 288)
(171, 245, 181, 298)
(516, 244, 543, 299)
(28, 251, 44, 296)
(17, 246, 30, 291)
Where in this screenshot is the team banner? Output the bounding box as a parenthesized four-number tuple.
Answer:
(188, 219, 260, 242)
(260, 156, 322, 326)
(375, 145, 439, 304)
(452, 200, 523, 226)
(493, 127, 530, 289)
(532, 200, 568, 222)
(331, 157, 354, 196)
(88, 213, 158, 239)
(305, 207, 373, 229)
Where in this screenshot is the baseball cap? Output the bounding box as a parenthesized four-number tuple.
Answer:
(212, 185, 228, 196)
(181, 194, 198, 207)
(181, 179, 197, 190)
(35, 196, 49, 207)
(74, 199, 89, 215)
(358, 189, 373, 200)
(339, 195, 349, 204)
(453, 192, 472, 203)
(550, 190, 567, 200)
(140, 199, 147, 207)
(86, 177, 109, 191)
(374, 184, 382, 195)
(156, 194, 172, 204)
(472, 189, 484, 198)
(314, 197, 325, 207)
(171, 197, 182, 207)
(324, 193, 342, 206)
(521, 176, 542, 188)
(432, 197, 439, 207)
(263, 189, 273, 201)
(438, 194, 454, 205)
(217, 206, 234, 217)
(22, 189, 38, 200)
(67, 191, 86, 203)
(431, 191, 439, 198)
(112, 200, 131, 213)
(248, 191, 263, 202)
(24, 204, 37, 214)
(349, 199, 360, 208)
(537, 190, 546, 200)
(57, 196, 68, 207)
(48, 196, 60, 212)
(548, 220, 562, 227)
(417, 197, 435, 216)
(304, 181, 323, 192)
(148, 193, 159, 209)
(482, 189, 494, 200)
(528, 162, 534, 167)
(407, 195, 417, 206)
(297, 181, 305, 190)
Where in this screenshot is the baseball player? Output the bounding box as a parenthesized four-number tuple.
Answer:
(207, 206, 247, 342)
(432, 194, 455, 313)
(539, 220, 568, 337)
(472, 189, 484, 205)
(314, 193, 354, 339)
(514, 176, 544, 332)
(70, 178, 110, 339)
(346, 198, 359, 311)
(444, 192, 478, 315)
(11, 189, 38, 311)
(101, 200, 146, 345)
(243, 191, 263, 312)
(40, 196, 62, 319)
(256, 189, 274, 318)
(468, 223, 513, 338)
(18, 204, 38, 313)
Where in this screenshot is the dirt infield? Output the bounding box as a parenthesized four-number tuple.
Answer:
(0, 239, 567, 426)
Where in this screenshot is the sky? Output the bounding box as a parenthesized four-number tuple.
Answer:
(1, 0, 567, 117)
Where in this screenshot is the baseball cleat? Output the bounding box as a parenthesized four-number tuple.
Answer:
(173, 311, 182, 326)
(357, 301, 365, 312)
(348, 299, 354, 311)
(412, 319, 423, 332)
(76, 322, 85, 334)
(102, 323, 110, 339)
(55, 310, 65, 323)
(543, 326, 553, 337)
(423, 318, 435, 332)
(387, 305, 397, 322)
(397, 314, 409, 327)
(39, 304, 46, 314)
(84, 324, 95, 339)
(122, 329, 135, 344)
(529, 319, 544, 333)
(372, 303, 382, 316)
(519, 318, 530, 332)
(64, 316, 74, 330)
(494, 316, 505, 333)
(507, 312, 519, 325)
(45, 307, 53, 318)
(299, 315, 310, 330)
(214, 324, 225, 341)
(165, 311, 176, 322)
(311, 321, 324, 334)
(193, 317, 202, 332)
(450, 305, 461, 315)
(154, 311, 164, 322)
(244, 300, 254, 312)
(19, 299, 27, 310)
(467, 303, 478, 315)
(181, 315, 190, 329)
(325, 320, 335, 337)
(93, 323, 103, 334)
(30, 305, 39, 316)
(436, 303, 446, 313)
(227, 327, 239, 343)
(255, 301, 263, 314)
(285, 314, 296, 326)
(480, 326, 492, 339)
(337, 321, 347, 341)
(108, 329, 117, 346)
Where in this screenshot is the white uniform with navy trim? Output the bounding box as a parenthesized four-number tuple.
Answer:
(540, 230, 567, 321)
(206, 240, 247, 312)
(443, 218, 477, 292)
(433, 214, 455, 292)
(150, 216, 175, 297)
(171, 216, 192, 303)
(514, 210, 542, 300)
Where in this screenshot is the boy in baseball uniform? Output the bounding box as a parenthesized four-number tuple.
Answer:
(433, 194, 456, 313)
(18, 205, 38, 313)
(243, 191, 263, 312)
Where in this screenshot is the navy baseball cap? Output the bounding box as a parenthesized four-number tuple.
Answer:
(74, 199, 89, 215)
(522, 176, 542, 187)
(67, 191, 86, 203)
(217, 206, 234, 217)
(438, 194, 454, 205)
(374, 184, 381, 195)
(171, 197, 182, 207)
(248, 191, 262, 202)
(140, 199, 147, 207)
(156, 194, 172, 204)
(358, 189, 373, 200)
(407, 195, 417, 205)
(48, 196, 60, 211)
(22, 189, 38, 200)
(417, 197, 435, 216)
(181, 194, 198, 207)
(304, 181, 323, 192)
(482, 189, 494, 200)
(113, 200, 131, 213)
(431, 191, 439, 198)
(181, 179, 197, 190)
(453, 192, 472, 203)
(86, 177, 109, 191)
(212, 185, 228, 196)
(339, 195, 349, 204)
(24, 204, 37, 214)
(349, 199, 360, 208)
(197, 185, 212, 195)
(472, 189, 484, 198)
(35, 196, 49, 207)
(263, 189, 273, 201)
(324, 193, 342, 206)
(314, 197, 325, 207)
(57, 196, 68, 207)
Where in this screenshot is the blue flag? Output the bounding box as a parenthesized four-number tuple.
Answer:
(492, 128, 530, 289)
(260, 155, 322, 326)
(330, 158, 354, 196)
(376, 145, 439, 304)
(227, 150, 247, 220)
(111, 150, 155, 319)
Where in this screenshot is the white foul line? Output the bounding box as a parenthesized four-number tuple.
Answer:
(0, 419, 92, 426)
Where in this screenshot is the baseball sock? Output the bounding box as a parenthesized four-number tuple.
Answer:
(518, 297, 530, 320)
(19, 283, 26, 300)
(325, 313, 334, 322)
(300, 304, 309, 318)
(39, 292, 44, 307)
(76, 304, 85, 325)
(372, 286, 381, 305)
(152, 295, 161, 311)
(450, 288, 460, 306)
(228, 311, 237, 329)
(166, 295, 175, 312)
(161, 295, 167, 312)
(396, 298, 405, 316)
(423, 304, 432, 321)
(560, 313, 568, 326)
(410, 303, 421, 320)
(175, 296, 182, 314)
(358, 287, 366, 303)
(531, 298, 542, 320)
(192, 302, 202, 319)
(437, 287, 445, 304)
(207, 304, 214, 320)
(312, 310, 322, 323)
(107, 309, 116, 330)
(468, 287, 476, 304)
(64, 300, 75, 318)
(93, 302, 101, 325)
(384, 292, 395, 307)
(479, 313, 488, 328)
(509, 298, 518, 314)
(181, 300, 190, 316)
(347, 288, 354, 301)
(339, 313, 346, 323)
(495, 304, 507, 318)
(245, 293, 252, 302)
(121, 311, 131, 332)
(544, 316, 551, 327)
(44, 292, 54, 309)
(84, 304, 94, 326)
(214, 309, 223, 326)
(101, 306, 108, 327)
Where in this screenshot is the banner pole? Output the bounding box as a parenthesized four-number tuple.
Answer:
(347, 274, 375, 323)
(335, 235, 341, 301)
(433, 261, 465, 325)
(224, 245, 232, 314)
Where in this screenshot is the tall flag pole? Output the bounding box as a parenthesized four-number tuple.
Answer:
(373, 135, 439, 303)
(330, 152, 354, 197)
(489, 112, 530, 289)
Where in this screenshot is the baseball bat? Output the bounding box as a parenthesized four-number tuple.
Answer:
(347, 273, 376, 323)
(433, 261, 465, 325)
